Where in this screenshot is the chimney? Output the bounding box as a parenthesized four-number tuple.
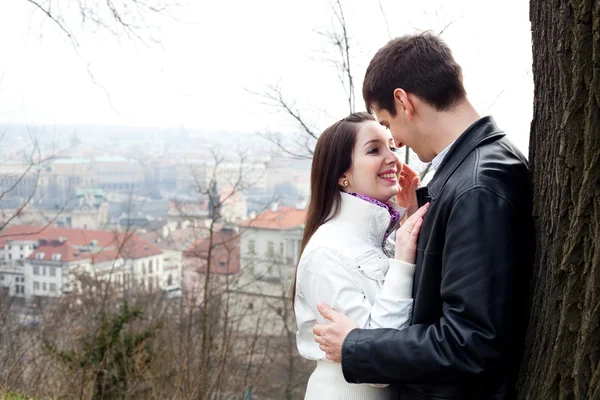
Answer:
(271, 203, 278, 212)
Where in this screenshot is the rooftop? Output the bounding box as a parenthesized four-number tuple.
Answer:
(184, 228, 240, 275)
(1, 225, 162, 263)
(237, 205, 306, 230)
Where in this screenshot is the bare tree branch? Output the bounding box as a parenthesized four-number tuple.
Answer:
(378, 0, 392, 39)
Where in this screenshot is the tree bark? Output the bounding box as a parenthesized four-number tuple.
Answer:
(518, 0, 600, 399)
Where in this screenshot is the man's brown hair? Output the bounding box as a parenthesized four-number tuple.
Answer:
(363, 32, 466, 115)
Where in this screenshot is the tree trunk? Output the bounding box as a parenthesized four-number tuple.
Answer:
(518, 0, 600, 399)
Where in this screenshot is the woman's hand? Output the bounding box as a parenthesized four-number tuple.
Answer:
(396, 163, 420, 217)
(395, 203, 429, 263)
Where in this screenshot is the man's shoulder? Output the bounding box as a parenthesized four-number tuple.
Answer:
(444, 137, 531, 207)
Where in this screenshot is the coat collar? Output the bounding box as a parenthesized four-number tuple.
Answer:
(327, 192, 402, 247)
(425, 116, 505, 199)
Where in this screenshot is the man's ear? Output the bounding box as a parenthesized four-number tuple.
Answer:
(393, 88, 414, 120)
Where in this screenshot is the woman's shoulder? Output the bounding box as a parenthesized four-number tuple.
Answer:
(299, 242, 345, 269)
(302, 223, 344, 252)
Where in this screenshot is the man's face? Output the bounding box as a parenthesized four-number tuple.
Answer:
(372, 103, 428, 162)
(372, 104, 409, 151)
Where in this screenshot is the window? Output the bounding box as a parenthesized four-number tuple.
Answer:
(20, 245, 23, 250)
(248, 302, 254, 310)
(267, 242, 274, 257)
(167, 274, 173, 286)
(280, 242, 284, 255)
(142, 263, 146, 274)
(8, 254, 11, 260)
(50, 267, 56, 277)
(50, 283, 56, 292)
(20, 254, 23, 259)
(33, 281, 40, 290)
(43, 267, 46, 276)
(33, 266, 39, 275)
(0, 274, 3, 281)
(42, 282, 47, 291)
(149, 260, 153, 274)
(248, 240, 255, 254)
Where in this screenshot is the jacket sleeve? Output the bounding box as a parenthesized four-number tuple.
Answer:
(341, 187, 521, 384)
(298, 248, 415, 332)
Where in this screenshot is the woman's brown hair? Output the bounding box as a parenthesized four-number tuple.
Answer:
(291, 112, 376, 308)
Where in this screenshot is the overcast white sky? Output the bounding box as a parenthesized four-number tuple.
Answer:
(0, 0, 533, 153)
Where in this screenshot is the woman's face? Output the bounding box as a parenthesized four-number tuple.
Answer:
(340, 121, 401, 203)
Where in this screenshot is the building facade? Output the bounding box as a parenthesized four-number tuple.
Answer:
(0, 226, 164, 303)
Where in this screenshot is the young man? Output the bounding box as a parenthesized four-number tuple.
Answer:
(313, 32, 533, 399)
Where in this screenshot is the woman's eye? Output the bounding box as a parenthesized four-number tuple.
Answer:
(367, 147, 379, 154)
(389, 146, 398, 153)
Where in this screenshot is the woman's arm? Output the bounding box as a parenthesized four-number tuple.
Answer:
(298, 248, 415, 331)
(299, 203, 429, 330)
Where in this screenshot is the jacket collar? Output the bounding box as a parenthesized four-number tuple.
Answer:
(328, 192, 400, 247)
(426, 116, 505, 199)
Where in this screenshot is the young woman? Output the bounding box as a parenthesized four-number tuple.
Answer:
(293, 112, 426, 400)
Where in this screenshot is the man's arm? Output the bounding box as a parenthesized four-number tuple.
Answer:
(341, 187, 522, 384)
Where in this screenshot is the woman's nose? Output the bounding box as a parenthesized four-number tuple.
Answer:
(386, 149, 401, 165)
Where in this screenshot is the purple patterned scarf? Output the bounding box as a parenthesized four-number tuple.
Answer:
(348, 192, 402, 241)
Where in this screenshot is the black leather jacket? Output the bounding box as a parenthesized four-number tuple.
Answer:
(341, 117, 533, 399)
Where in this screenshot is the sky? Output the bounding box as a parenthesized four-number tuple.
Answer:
(0, 0, 533, 154)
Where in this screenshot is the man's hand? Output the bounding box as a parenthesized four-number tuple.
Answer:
(313, 303, 359, 363)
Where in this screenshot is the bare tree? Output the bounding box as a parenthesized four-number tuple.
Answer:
(251, 0, 355, 161)
(22, 0, 177, 47)
(253, 1, 437, 182)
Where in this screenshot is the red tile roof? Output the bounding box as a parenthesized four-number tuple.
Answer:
(184, 229, 240, 275)
(1, 225, 161, 263)
(237, 206, 306, 230)
(26, 243, 86, 262)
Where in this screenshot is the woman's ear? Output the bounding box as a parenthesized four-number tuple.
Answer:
(338, 174, 349, 188)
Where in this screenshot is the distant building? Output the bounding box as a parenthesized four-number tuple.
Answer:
(167, 198, 210, 228)
(182, 227, 240, 307)
(219, 189, 248, 222)
(139, 227, 201, 293)
(226, 203, 306, 335)
(0, 225, 165, 304)
(237, 203, 305, 283)
(175, 160, 207, 194)
(94, 155, 145, 192)
(47, 188, 109, 230)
